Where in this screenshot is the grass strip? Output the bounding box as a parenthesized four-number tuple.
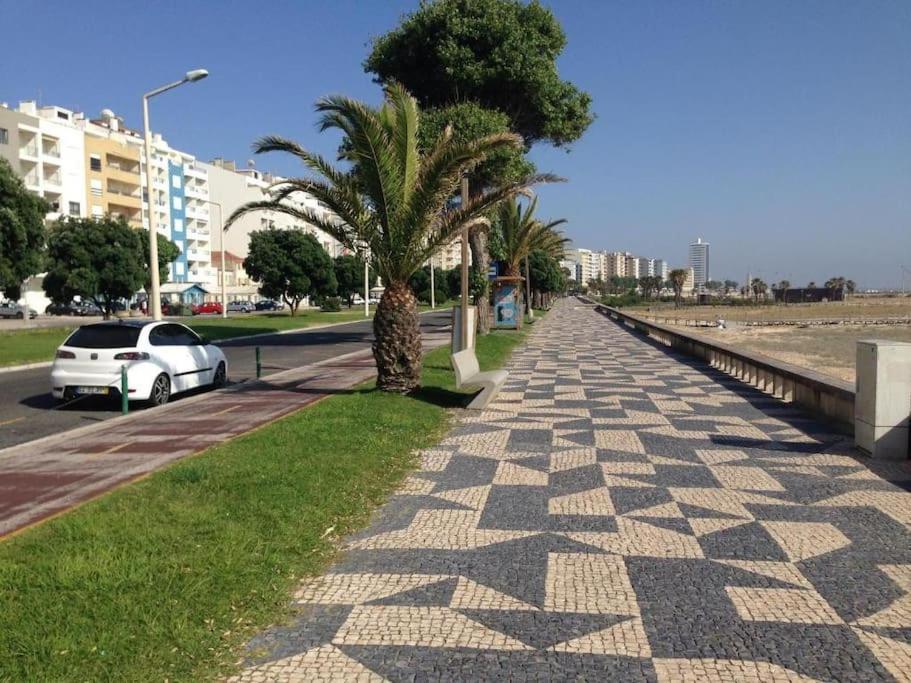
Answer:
(0, 327, 528, 681)
(0, 306, 444, 366)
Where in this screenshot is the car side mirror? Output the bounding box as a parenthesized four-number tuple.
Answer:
(196, 336, 207, 345)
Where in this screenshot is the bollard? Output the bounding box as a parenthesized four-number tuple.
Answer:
(256, 346, 262, 379)
(120, 364, 129, 415)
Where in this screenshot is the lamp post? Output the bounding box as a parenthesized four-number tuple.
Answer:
(429, 253, 435, 309)
(202, 199, 226, 318)
(142, 68, 208, 321)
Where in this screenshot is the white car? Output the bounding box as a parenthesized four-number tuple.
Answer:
(51, 320, 227, 406)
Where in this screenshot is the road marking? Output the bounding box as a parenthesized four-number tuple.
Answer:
(0, 417, 25, 428)
(211, 405, 238, 417)
(91, 442, 130, 458)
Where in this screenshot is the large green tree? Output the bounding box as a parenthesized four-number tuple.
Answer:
(365, 0, 594, 147)
(0, 158, 48, 300)
(334, 253, 377, 308)
(43, 216, 145, 319)
(366, 0, 591, 333)
(243, 230, 337, 316)
(140, 230, 181, 293)
(227, 84, 550, 392)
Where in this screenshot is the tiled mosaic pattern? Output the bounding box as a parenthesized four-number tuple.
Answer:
(231, 301, 911, 682)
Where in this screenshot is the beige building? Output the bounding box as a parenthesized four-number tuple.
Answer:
(437, 238, 469, 271)
(83, 129, 142, 227)
(605, 252, 626, 278)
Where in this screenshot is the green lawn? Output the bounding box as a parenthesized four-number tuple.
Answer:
(0, 326, 528, 682)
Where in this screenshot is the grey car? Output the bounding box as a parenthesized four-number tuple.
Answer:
(227, 301, 255, 313)
(0, 301, 38, 319)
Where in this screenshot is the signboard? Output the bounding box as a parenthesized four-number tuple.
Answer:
(488, 261, 500, 280)
(493, 282, 518, 329)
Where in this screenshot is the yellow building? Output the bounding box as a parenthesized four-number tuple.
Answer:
(84, 132, 142, 227)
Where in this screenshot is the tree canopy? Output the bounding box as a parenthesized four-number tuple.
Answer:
(243, 230, 337, 316)
(43, 216, 146, 318)
(365, 0, 593, 147)
(0, 158, 48, 299)
(334, 253, 377, 307)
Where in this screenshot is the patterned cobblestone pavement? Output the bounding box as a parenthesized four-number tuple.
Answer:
(231, 301, 911, 682)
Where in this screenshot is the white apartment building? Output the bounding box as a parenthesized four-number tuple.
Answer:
(637, 257, 654, 278)
(0, 102, 87, 221)
(437, 238, 468, 271)
(653, 259, 669, 281)
(204, 159, 343, 261)
(624, 254, 640, 280)
(689, 237, 710, 291)
(565, 248, 604, 284)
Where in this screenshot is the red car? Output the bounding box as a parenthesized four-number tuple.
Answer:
(191, 301, 223, 316)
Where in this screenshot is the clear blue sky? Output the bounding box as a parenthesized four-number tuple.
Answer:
(3, 0, 909, 288)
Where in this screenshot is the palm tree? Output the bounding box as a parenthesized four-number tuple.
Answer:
(751, 277, 768, 302)
(495, 197, 567, 321)
(497, 198, 567, 277)
(669, 269, 688, 308)
(227, 83, 554, 392)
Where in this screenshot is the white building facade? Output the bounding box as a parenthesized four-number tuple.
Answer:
(688, 237, 710, 291)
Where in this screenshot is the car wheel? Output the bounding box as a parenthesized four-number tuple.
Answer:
(213, 361, 227, 388)
(15, 311, 24, 319)
(148, 373, 171, 406)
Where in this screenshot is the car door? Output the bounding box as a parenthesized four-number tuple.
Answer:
(176, 325, 215, 387)
(148, 324, 202, 393)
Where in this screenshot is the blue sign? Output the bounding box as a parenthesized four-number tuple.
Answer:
(494, 283, 518, 329)
(488, 261, 500, 280)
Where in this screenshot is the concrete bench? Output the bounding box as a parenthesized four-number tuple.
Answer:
(451, 349, 508, 410)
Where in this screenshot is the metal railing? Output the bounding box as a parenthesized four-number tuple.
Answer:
(591, 301, 856, 434)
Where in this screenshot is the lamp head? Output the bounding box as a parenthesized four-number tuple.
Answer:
(185, 69, 209, 83)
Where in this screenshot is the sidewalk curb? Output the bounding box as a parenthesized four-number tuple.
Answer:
(0, 361, 52, 375)
(0, 309, 446, 372)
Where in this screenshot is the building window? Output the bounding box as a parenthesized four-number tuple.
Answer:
(176, 262, 185, 276)
(172, 175, 181, 189)
(0, 128, 8, 145)
(68, 201, 80, 216)
(172, 197, 182, 210)
(91, 205, 103, 217)
(90, 179, 103, 197)
(90, 155, 101, 172)
(173, 218, 183, 232)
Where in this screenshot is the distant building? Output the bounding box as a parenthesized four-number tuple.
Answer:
(653, 259, 669, 281)
(688, 237, 710, 291)
(637, 257, 654, 278)
(604, 252, 626, 278)
(625, 254, 640, 280)
(774, 286, 844, 304)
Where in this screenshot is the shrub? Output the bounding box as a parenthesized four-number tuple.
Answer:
(320, 296, 342, 312)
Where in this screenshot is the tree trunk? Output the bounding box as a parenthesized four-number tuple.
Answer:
(372, 281, 422, 393)
(468, 228, 490, 335)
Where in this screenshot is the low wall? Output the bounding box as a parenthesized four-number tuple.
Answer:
(590, 301, 856, 435)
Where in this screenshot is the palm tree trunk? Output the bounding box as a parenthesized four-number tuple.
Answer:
(372, 281, 422, 393)
(468, 228, 491, 335)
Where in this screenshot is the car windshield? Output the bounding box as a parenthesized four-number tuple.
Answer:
(65, 325, 142, 349)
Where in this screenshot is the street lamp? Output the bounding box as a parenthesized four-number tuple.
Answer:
(143, 68, 209, 320)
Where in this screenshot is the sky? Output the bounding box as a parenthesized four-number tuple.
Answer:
(2, 0, 909, 288)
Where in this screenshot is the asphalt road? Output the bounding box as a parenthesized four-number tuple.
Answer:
(0, 310, 452, 451)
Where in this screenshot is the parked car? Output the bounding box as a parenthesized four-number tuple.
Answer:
(254, 299, 282, 311)
(71, 302, 102, 317)
(0, 301, 38, 319)
(191, 301, 223, 316)
(227, 300, 254, 313)
(50, 320, 228, 406)
(46, 302, 76, 316)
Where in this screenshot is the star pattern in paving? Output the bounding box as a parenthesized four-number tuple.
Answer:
(230, 301, 911, 682)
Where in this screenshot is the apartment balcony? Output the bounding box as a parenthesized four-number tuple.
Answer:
(184, 184, 209, 200)
(43, 172, 62, 189)
(105, 164, 141, 186)
(42, 144, 61, 159)
(20, 144, 39, 160)
(23, 173, 41, 190)
(184, 164, 207, 180)
(186, 248, 211, 263)
(186, 225, 211, 240)
(107, 190, 141, 210)
(185, 205, 209, 220)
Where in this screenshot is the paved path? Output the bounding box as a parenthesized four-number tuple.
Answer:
(0, 311, 451, 450)
(0, 320, 451, 538)
(232, 300, 911, 682)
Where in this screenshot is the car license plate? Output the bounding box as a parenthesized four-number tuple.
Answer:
(76, 386, 109, 395)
